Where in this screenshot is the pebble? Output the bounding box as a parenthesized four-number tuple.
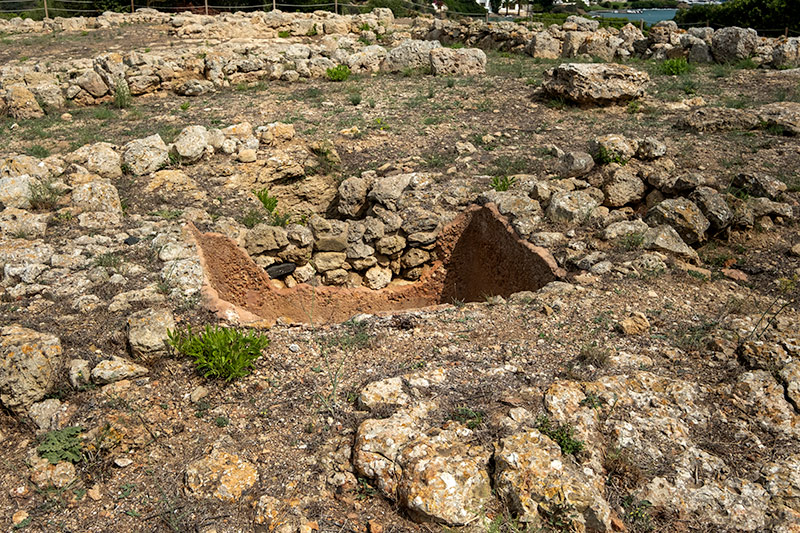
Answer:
(288, 343, 300, 353)
(114, 457, 133, 468)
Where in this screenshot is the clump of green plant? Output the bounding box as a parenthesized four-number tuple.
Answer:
(580, 391, 605, 409)
(93, 252, 121, 269)
(326, 64, 351, 82)
(306, 23, 318, 37)
(241, 209, 265, 228)
(657, 57, 690, 76)
(578, 341, 612, 367)
(28, 179, 61, 211)
(26, 144, 50, 158)
(622, 496, 653, 532)
(38, 426, 83, 464)
(450, 406, 485, 429)
(490, 175, 516, 192)
(541, 500, 579, 532)
(618, 232, 645, 251)
(535, 415, 584, 455)
(168, 325, 270, 382)
(349, 92, 362, 106)
(254, 188, 279, 214)
(214, 416, 229, 427)
(277, 30, 290, 38)
(594, 145, 628, 165)
(313, 319, 371, 415)
(113, 80, 132, 109)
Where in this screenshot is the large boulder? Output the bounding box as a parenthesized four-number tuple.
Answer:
(381, 39, 442, 73)
(711, 27, 758, 63)
(756, 102, 800, 136)
(127, 308, 175, 360)
(689, 186, 733, 230)
(171, 125, 209, 163)
(603, 166, 645, 207)
(68, 142, 122, 178)
(542, 63, 649, 105)
(429, 47, 486, 76)
(547, 190, 601, 224)
(0, 326, 62, 412)
(71, 180, 122, 215)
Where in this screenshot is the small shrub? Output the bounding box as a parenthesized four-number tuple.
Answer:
(446, 77, 455, 88)
(306, 23, 318, 37)
(349, 92, 362, 106)
(38, 426, 83, 464)
(580, 391, 605, 409)
(28, 179, 61, 211)
(490, 175, 516, 192)
(278, 30, 290, 38)
(622, 496, 653, 531)
(113, 80, 132, 109)
(657, 57, 690, 76)
(93, 252, 121, 269)
(214, 416, 229, 427)
(618, 232, 645, 251)
(241, 209, 265, 229)
(179, 101, 191, 111)
(535, 415, 584, 455)
(627, 100, 641, 114)
(254, 188, 278, 213)
(450, 406, 485, 429)
(734, 58, 758, 70)
(271, 211, 291, 227)
(578, 341, 612, 367)
(168, 325, 270, 382)
(93, 107, 114, 120)
(326, 64, 351, 82)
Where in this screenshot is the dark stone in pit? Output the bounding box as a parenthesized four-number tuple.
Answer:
(266, 262, 296, 279)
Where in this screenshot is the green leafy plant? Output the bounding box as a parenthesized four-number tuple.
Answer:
(278, 30, 290, 38)
(450, 406, 485, 429)
(93, 252, 121, 269)
(622, 496, 653, 532)
(490, 175, 516, 192)
(578, 341, 612, 367)
(306, 23, 318, 37)
(326, 64, 351, 82)
(349, 92, 362, 106)
(618, 232, 645, 251)
(657, 57, 690, 76)
(38, 426, 83, 464)
(214, 416, 229, 427)
(271, 211, 291, 227)
(254, 188, 278, 214)
(113, 80, 132, 109)
(168, 325, 270, 382)
(594, 145, 627, 165)
(541, 501, 579, 532)
(535, 415, 584, 456)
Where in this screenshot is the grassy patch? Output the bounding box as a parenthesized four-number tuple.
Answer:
(535, 415, 584, 455)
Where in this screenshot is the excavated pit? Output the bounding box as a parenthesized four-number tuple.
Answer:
(191, 203, 565, 325)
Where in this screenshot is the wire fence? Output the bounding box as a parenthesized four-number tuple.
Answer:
(0, 0, 497, 19)
(2, 0, 798, 36)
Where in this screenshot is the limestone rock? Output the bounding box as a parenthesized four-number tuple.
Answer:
(68, 142, 122, 178)
(557, 151, 594, 178)
(732, 173, 787, 200)
(68, 359, 90, 388)
(5, 85, 44, 119)
(0, 326, 62, 412)
(757, 101, 800, 136)
(679, 107, 760, 132)
(547, 190, 600, 224)
(0, 174, 37, 209)
(245, 224, 289, 255)
(602, 219, 649, 240)
(381, 39, 442, 72)
(76, 70, 108, 98)
(185, 448, 258, 502)
(645, 198, 709, 244)
(429, 47, 486, 76)
(365, 265, 392, 289)
(525, 31, 562, 60)
(494, 429, 612, 531)
(338, 176, 368, 218)
(642, 224, 698, 260)
(127, 308, 175, 360)
(171, 125, 209, 163)
(174, 79, 214, 96)
(91, 356, 148, 384)
(712, 26, 758, 63)
(542, 63, 649, 105)
(618, 312, 650, 335)
(0, 208, 48, 238)
(122, 134, 169, 175)
(397, 427, 492, 526)
(71, 179, 122, 215)
(689, 186, 733, 230)
(603, 166, 645, 207)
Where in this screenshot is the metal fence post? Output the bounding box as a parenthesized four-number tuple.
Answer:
(43, 0, 48, 18)
(131, 0, 133, 13)
(334, 0, 338, 15)
(273, 0, 276, 10)
(204, 0, 208, 15)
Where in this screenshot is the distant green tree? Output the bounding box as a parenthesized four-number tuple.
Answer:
(675, 0, 800, 36)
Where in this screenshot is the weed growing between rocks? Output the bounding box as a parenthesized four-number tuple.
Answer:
(326, 64, 351, 82)
(534, 415, 584, 456)
(167, 325, 270, 382)
(38, 426, 83, 464)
